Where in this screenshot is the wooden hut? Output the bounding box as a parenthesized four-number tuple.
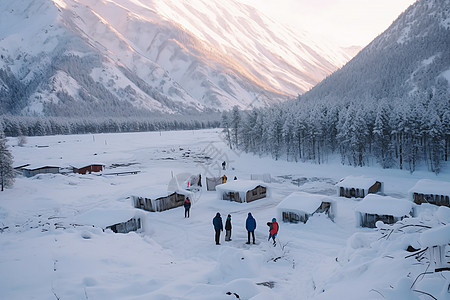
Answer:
(21, 165, 60, 177)
(131, 188, 192, 212)
(355, 194, 413, 228)
(72, 208, 146, 234)
(215, 180, 267, 203)
(409, 179, 450, 208)
(336, 176, 383, 199)
(73, 164, 104, 174)
(107, 217, 141, 234)
(419, 224, 450, 272)
(206, 176, 223, 191)
(276, 192, 336, 224)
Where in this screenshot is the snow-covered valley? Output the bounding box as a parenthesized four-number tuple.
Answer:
(0, 129, 449, 299)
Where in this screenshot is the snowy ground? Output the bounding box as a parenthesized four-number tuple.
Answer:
(1, 129, 449, 299)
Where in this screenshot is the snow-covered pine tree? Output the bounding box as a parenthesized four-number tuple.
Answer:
(0, 126, 14, 191)
(428, 109, 444, 174)
(221, 111, 232, 149)
(230, 106, 241, 149)
(373, 101, 394, 168)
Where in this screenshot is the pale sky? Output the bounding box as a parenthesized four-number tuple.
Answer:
(237, 0, 417, 47)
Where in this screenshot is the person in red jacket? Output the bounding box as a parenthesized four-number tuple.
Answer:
(267, 218, 279, 246)
(184, 197, 191, 218)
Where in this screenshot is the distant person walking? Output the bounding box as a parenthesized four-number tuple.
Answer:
(221, 175, 227, 184)
(213, 212, 223, 245)
(184, 197, 191, 218)
(225, 214, 232, 241)
(267, 218, 279, 246)
(246, 212, 256, 244)
(222, 161, 226, 170)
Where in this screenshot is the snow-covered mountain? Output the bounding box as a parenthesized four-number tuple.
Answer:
(298, 0, 450, 103)
(0, 0, 354, 117)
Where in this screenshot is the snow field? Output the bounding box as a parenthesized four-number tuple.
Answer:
(1, 129, 449, 299)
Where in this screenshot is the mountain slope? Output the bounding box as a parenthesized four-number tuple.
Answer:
(0, 0, 353, 116)
(297, 0, 450, 104)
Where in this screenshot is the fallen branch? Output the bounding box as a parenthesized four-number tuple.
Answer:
(412, 289, 437, 300)
(405, 247, 428, 259)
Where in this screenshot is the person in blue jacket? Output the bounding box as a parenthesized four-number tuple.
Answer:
(246, 212, 256, 244)
(212, 212, 223, 245)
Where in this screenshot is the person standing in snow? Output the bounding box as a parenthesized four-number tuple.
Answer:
(184, 197, 191, 218)
(213, 212, 223, 245)
(246, 212, 256, 244)
(225, 214, 232, 241)
(197, 174, 202, 187)
(267, 218, 279, 246)
(222, 161, 226, 170)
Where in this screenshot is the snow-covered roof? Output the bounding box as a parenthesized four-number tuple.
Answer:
(408, 179, 450, 196)
(355, 194, 412, 216)
(276, 191, 334, 214)
(215, 180, 266, 193)
(71, 163, 105, 169)
(131, 185, 192, 199)
(419, 224, 450, 246)
(22, 164, 60, 170)
(72, 208, 146, 229)
(335, 176, 379, 189)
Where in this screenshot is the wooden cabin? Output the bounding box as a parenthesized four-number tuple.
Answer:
(336, 176, 383, 199)
(419, 223, 450, 272)
(21, 165, 60, 177)
(72, 208, 146, 234)
(131, 189, 192, 212)
(276, 192, 336, 224)
(409, 179, 450, 208)
(14, 164, 30, 175)
(355, 194, 413, 228)
(206, 176, 223, 191)
(73, 164, 104, 174)
(107, 217, 141, 234)
(215, 180, 267, 203)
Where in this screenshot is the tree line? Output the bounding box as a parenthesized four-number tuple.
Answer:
(0, 114, 221, 137)
(222, 92, 449, 174)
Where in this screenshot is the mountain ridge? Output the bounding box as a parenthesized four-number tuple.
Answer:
(297, 0, 450, 104)
(0, 0, 355, 117)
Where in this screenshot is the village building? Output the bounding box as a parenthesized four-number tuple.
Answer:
(355, 194, 413, 228)
(215, 180, 267, 203)
(21, 165, 60, 177)
(276, 191, 336, 223)
(409, 179, 450, 207)
(131, 187, 192, 212)
(72, 208, 147, 234)
(72, 164, 104, 174)
(335, 176, 383, 198)
(13, 164, 30, 175)
(419, 223, 450, 272)
(206, 176, 223, 191)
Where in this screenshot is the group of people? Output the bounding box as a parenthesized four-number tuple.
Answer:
(183, 187, 279, 246)
(212, 212, 279, 246)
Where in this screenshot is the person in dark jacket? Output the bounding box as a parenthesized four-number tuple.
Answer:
(267, 218, 279, 246)
(184, 197, 191, 218)
(212, 212, 223, 245)
(225, 214, 232, 241)
(245, 212, 256, 244)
